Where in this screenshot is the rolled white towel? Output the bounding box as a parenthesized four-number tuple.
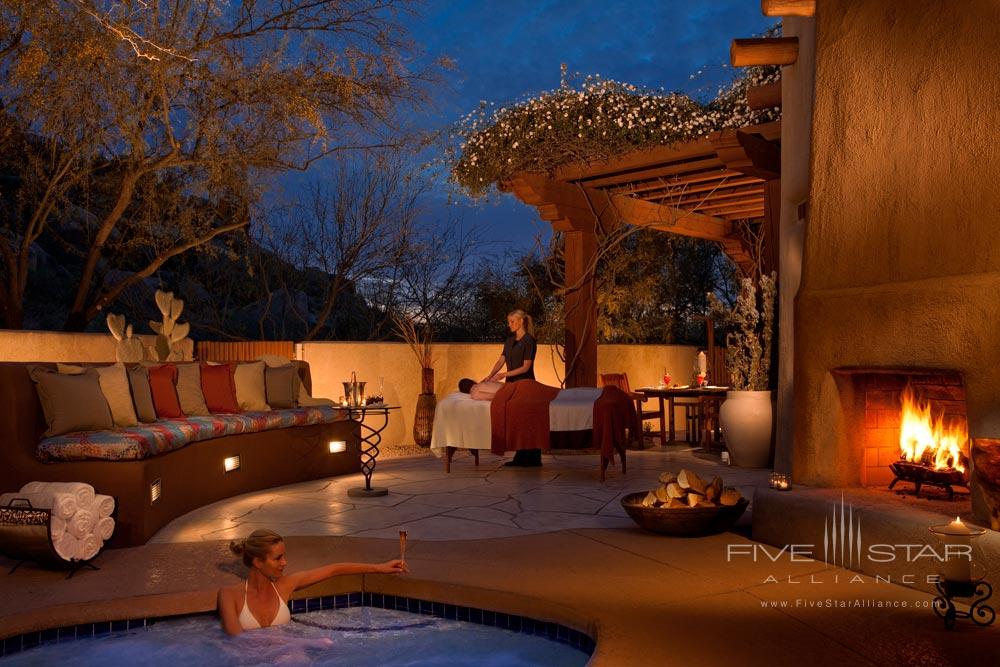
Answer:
(95, 517, 115, 541)
(21, 482, 95, 508)
(92, 494, 115, 518)
(50, 515, 67, 540)
(0, 491, 78, 519)
(54, 533, 80, 562)
(77, 534, 101, 561)
(67, 509, 96, 539)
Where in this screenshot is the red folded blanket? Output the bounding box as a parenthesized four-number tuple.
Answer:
(489, 381, 639, 459)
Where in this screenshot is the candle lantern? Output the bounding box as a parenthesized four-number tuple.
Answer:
(768, 472, 791, 491)
(928, 517, 994, 629)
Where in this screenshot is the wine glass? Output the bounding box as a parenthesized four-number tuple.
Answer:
(662, 369, 672, 387)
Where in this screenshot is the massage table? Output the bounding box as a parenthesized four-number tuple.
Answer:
(430, 381, 639, 481)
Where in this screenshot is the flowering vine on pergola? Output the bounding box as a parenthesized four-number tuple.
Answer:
(448, 66, 783, 388)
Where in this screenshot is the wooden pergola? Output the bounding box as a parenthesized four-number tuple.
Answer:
(503, 120, 782, 388)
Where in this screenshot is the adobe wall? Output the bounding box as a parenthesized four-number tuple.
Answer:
(793, 0, 1000, 496)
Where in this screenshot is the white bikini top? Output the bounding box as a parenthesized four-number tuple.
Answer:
(238, 579, 291, 630)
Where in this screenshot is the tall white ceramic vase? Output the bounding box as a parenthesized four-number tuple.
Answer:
(719, 390, 773, 468)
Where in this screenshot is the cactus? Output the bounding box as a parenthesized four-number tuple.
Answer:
(107, 313, 144, 363)
(148, 289, 191, 361)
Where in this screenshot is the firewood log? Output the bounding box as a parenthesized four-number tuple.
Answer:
(719, 488, 743, 506)
(678, 469, 707, 495)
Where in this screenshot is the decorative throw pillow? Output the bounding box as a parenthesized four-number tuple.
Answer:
(264, 364, 301, 409)
(57, 363, 138, 428)
(147, 364, 185, 419)
(200, 363, 240, 413)
(233, 361, 270, 411)
(29, 366, 114, 437)
(127, 365, 157, 423)
(174, 363, 209, 416)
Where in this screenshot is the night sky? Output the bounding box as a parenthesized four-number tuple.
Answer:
(285, 1, 777, 259)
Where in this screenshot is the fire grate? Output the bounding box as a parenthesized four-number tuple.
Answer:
(888, 460, 969, 500)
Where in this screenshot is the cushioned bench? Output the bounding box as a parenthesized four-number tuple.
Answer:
(0, 362, 360, 548)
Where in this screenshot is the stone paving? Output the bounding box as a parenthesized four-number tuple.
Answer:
(150, 447, 769, 543)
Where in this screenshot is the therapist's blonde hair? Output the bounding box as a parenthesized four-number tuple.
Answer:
(507, 309, 534, 336)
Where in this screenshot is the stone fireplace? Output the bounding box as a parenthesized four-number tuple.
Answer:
(831, 368, 969, 493)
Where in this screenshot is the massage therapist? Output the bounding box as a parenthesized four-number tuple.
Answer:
(481, 309, 541, 467)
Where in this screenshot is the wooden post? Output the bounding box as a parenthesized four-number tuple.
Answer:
(747, 80, 782, 110)
(563, 229, 598, 388)
(731, 38, 799, 67)
(761, 0, 815, 17)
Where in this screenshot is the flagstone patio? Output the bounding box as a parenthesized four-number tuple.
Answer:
(149, 447, 767, 544)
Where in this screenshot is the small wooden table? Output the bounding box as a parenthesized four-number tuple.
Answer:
(635, 386, 729, 446)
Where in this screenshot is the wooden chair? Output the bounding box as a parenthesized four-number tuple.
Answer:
(598, 373, 663, 446)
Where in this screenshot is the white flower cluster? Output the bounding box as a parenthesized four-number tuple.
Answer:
(448, 66, 780, 199)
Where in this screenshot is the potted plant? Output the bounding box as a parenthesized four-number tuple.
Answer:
(707, 271, 776, 467)
(393, 314, 435, 448)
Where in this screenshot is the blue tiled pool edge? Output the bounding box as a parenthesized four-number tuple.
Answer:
(0, 592, 596, 659)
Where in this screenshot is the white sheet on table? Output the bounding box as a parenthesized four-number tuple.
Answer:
(549, 387, 603, 432)
(430, 392, 493, 455)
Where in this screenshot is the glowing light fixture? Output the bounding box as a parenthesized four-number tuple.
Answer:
(224, 455, 242, 473)
(150, 478, 162, 504)
(329, 440, 347, 454)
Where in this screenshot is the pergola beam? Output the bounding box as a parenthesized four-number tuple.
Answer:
(731, 37, 799, 67)
(761, 0, 815, 17)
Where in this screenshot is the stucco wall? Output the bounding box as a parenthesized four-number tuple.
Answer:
(0, 330, 193, 362)
(794, 0, 1000, 491)
(301, 342, 700, 447)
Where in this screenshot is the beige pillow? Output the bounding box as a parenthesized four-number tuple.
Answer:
(57, 363, 138, 427)
(233, 361, 270, 411)
(30, 366, 115, 437)
(175, 363, 209, 416)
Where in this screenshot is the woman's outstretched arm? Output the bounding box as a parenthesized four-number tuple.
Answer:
(281, 560, 407, 593)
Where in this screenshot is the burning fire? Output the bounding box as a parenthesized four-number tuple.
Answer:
(898, 385, 967, 473)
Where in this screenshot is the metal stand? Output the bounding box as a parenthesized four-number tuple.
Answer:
(345, 405, 398, 498)
(933, 579, 995, 629)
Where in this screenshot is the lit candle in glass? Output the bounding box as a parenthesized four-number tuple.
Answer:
(930, 516, 985, 584)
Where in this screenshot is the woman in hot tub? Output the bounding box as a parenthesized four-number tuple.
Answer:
(480, 309, 541, 467)
(218, 529, 407, 635)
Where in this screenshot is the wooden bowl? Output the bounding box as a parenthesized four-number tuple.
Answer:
(620, 492, 749, 537)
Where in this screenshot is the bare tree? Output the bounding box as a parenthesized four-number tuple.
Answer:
(0, 0, 436, 329)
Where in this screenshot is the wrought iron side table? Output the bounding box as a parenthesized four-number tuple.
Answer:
(343, 404, 399, 498)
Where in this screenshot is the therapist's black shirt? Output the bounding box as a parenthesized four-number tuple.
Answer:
(502, 333, 537, 382)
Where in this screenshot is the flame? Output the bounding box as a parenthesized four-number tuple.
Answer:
(898, 385, 967, 472)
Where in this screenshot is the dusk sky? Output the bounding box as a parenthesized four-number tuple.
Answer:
(403, 0, 776, 256)
(283, 1, 777, 259)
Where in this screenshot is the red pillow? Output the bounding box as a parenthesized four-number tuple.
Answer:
(200, 363, 240, 414)
(147, 364, 185, 419)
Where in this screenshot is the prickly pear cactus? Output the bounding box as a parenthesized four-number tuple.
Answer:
(148, 290, 191, 361)
(106, 313, 144, 363)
